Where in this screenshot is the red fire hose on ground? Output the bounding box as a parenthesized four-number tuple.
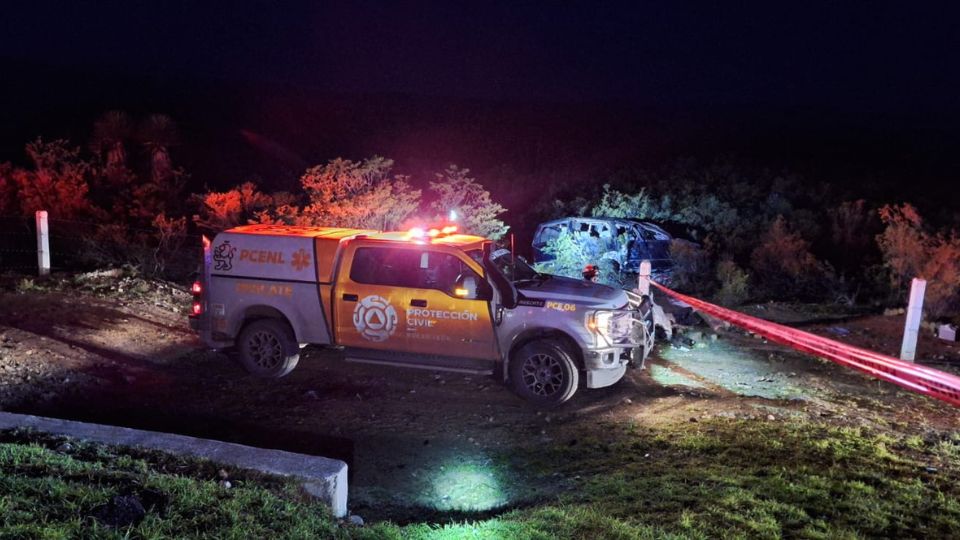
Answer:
(650, 281, 960, 408)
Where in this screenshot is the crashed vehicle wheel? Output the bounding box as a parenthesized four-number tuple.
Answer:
(509, 339, 579, 408)
(237, 319, 300, 378)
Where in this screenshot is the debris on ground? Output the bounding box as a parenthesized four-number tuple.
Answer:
(937, 324, 957, 342)
(90, 494, 146, 528)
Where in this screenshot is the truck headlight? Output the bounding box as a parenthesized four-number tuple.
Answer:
(587, 311, 615, 346)
(587, 310, 633, 347)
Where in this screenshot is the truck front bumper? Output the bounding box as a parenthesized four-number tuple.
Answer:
(582, 347, 630, 389)
(585, 361, 627, 388)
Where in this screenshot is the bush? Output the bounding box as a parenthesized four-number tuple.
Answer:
(921, 234, 960, 318)
(11, 138, 93, 219)
(533, 229, 627, 287)
(750, 216, 823, 299)
(87, 111, 187, 228)
(591, 184, 671, 221)
(192, 181, 277, 232)
(151, 213, 189, 276)
(714, 260, 749, 306)
(535, 229, 592, 280)
(828, 200, 876, 273)
(876, 203, 925, 295)
(877, 204, 960, 317)
(430, 165, 508, 239)
(668, 239, 714, 294)
(299, 156, 420, 230)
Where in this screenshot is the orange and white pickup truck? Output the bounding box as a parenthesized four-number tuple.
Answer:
(190, 224, 657, 406)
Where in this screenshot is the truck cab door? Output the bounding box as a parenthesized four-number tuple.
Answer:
(334, 245, 497, 365)
(334, 246, 405, 351)
(401, 251, 496, 361)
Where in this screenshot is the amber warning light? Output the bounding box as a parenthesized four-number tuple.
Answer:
(407, 225, 458, 240)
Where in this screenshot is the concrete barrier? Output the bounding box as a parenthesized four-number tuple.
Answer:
(0, 412, 348, 517)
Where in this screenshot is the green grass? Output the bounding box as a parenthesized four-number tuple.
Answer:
(3, 419, 960, 539)
(504, 419, 960, 539)
(0, 429, 340, 539)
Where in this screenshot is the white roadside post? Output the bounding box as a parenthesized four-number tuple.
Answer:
(900, 278, 926, 362)
(637, 260, 651, 296)
(35, 210, 50, 277)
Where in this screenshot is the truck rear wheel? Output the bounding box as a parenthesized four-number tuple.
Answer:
(237, 319, 300, 378)
(509, 339, 579, 408)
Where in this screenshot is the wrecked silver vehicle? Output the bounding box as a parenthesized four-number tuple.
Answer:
(532, 217, 675, 275)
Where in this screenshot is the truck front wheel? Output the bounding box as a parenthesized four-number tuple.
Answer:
(237, 319, 300, 378)
(509, 339, 579, 408)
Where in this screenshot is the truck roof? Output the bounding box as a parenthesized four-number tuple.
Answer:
(226, 224, 377, 240)
(224, 224, 487, 248)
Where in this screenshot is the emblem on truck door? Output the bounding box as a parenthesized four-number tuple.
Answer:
(353, 295, 398, 342)
(213, 241, 236, 271)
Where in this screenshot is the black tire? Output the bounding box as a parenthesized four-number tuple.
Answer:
(509, 339, 579, 408)
(236, 319, 300, 378)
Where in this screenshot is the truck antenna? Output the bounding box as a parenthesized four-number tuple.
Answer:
(510, 233, 515, 281)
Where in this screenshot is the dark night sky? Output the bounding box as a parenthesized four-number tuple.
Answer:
(2, 1, 958, 200)
(4, 1, 957, 108)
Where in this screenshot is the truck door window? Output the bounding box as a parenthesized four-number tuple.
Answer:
(350, 248, 421, 288)
(419, 252, 481, 297)
(351, 248, 481, 297)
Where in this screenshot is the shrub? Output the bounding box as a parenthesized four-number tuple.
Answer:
(300, 156, 420, 230)
(151, 213, 189, 275)
(714, 260, 750, 306)
(88, 111, 187, 227)
(251, 191, 305, 225)
(534, 227, 636, 287)
(192, 181, 276, 232)
(876, 203, 925, 295)
(829, 200, 874, 260)
(535, 229, 592, 280)
(668, 239, 714, 294)
(750, 216, 823, 299)
(11, 138, 93, 219)
(921, 233, 960, 318)
(591, 184, 671, 221)
(877, 204, 960, 317)
(430, 165, 508, 239)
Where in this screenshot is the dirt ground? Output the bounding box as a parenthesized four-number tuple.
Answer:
(1, 275, 958, 522)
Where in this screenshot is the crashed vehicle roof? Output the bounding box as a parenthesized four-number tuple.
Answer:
(536, 217, 706, 243)
(538, 217, 669, 235)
